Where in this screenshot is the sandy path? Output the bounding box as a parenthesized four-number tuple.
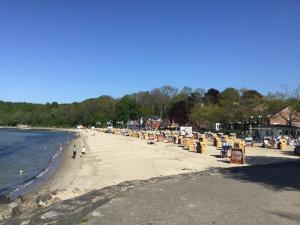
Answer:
(37, 130, 298, 201)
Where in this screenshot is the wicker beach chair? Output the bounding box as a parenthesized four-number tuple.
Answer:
(147, 134, 155, 145)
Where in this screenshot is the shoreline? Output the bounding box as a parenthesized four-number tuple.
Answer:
(30, 131, 87, 199)
(1, 129, 299, 220)
(0, 126, 77, 132)
(33, 130, 299, 200)
(0, 129, 81, 220)
(2, 161, 300, 225)
(0, 128, 77, 199)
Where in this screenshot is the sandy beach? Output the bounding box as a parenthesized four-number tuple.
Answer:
(0, 129, 299, 220)
(35, 130, 299, 202)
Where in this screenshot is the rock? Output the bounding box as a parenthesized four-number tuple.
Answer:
(91, 196, 105, 204)
(41, 211, 63, 220)
(20, 220, 31, 225)
(24, 197, 39, 209)
(91, 210, 102, 217)
(12, 198, 39, 217)
(0, 209, 12, 221)
(1, 214, 7, 221)
(12, 204, 25, 217)
(0, 203, 9, 211)
(0, 195, 10, 204)
(16, 195, 25, 203)
(72, 188, 81, 194)
(50, 189, 59, 196)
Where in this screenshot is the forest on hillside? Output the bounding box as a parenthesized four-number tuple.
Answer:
(0, 85, 300, 130)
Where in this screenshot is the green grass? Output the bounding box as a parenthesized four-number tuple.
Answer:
(76, 217, 89, 224)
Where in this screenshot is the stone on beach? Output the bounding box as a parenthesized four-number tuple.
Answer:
(1, 129, 298, 223)
(11, 196, 39, 217)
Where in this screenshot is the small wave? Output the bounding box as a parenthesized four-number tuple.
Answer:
(0, 145, 10, 151)
(13, 179, 34, 192)
(0, 145, 7, 151)
(9, 147, 63, 199)
(36, 166, 51, 179)
(0, 143, 29, 157)
(0, 187, 10, 196)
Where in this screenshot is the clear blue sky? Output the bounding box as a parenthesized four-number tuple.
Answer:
(0, 0, 299, 103)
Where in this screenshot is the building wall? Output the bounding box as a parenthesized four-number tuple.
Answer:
(270, 116, 288, 126)
(269, 107, 300, 128)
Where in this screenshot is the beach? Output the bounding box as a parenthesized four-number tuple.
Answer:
(35, 130, 299, 202)
(0, 129, 299, 220)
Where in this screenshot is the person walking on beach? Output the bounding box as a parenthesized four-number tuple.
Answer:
(81, 145, 86, 157)
(72, 145, 77, 158)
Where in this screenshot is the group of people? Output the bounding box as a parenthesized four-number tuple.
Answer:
(72, 145, 86, 158)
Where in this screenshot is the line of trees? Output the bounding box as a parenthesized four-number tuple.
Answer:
(0, 85, 299, 130)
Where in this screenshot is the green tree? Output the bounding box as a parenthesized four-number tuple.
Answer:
(219, 88, 240, 106)
(204, 88, 220, 104)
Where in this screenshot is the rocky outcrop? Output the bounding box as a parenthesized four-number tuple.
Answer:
(11, 196, 38, 217)
(0, 192, 60, 223)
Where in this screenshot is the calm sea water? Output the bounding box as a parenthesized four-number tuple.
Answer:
(0, 128, 72, 199)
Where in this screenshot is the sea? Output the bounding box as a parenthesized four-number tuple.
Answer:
(0, 128, 73, 200)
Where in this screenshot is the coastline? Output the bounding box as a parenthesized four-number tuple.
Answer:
(0, 129, 81, 220)
(27, 130, 299, 203)
(0, 128, 77, 199)
(1, 129, 299, 221)
(0, 126, 77, 133)
(30, 130, 87, 200)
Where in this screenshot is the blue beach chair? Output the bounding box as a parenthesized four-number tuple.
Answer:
(220, 144, 231, 158)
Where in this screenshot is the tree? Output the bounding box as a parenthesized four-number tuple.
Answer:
(194, 88, 206, 98)
(219, 88, 240, 106)
(168, 100, 189, 125)
(150, 86, 178, 118)
(160, 85, 179, 98)
(189, 103, 208, 129)
(290, 84, 300, 99)
(241, 89, 262, 106)
(0, 85, 298, 130)
(180, 86, 193, 96)
(114, 95, 140, 123)
(189, 104, 226, 130)
(131, 91, 154, 117)
(204, 88, 220, 104)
